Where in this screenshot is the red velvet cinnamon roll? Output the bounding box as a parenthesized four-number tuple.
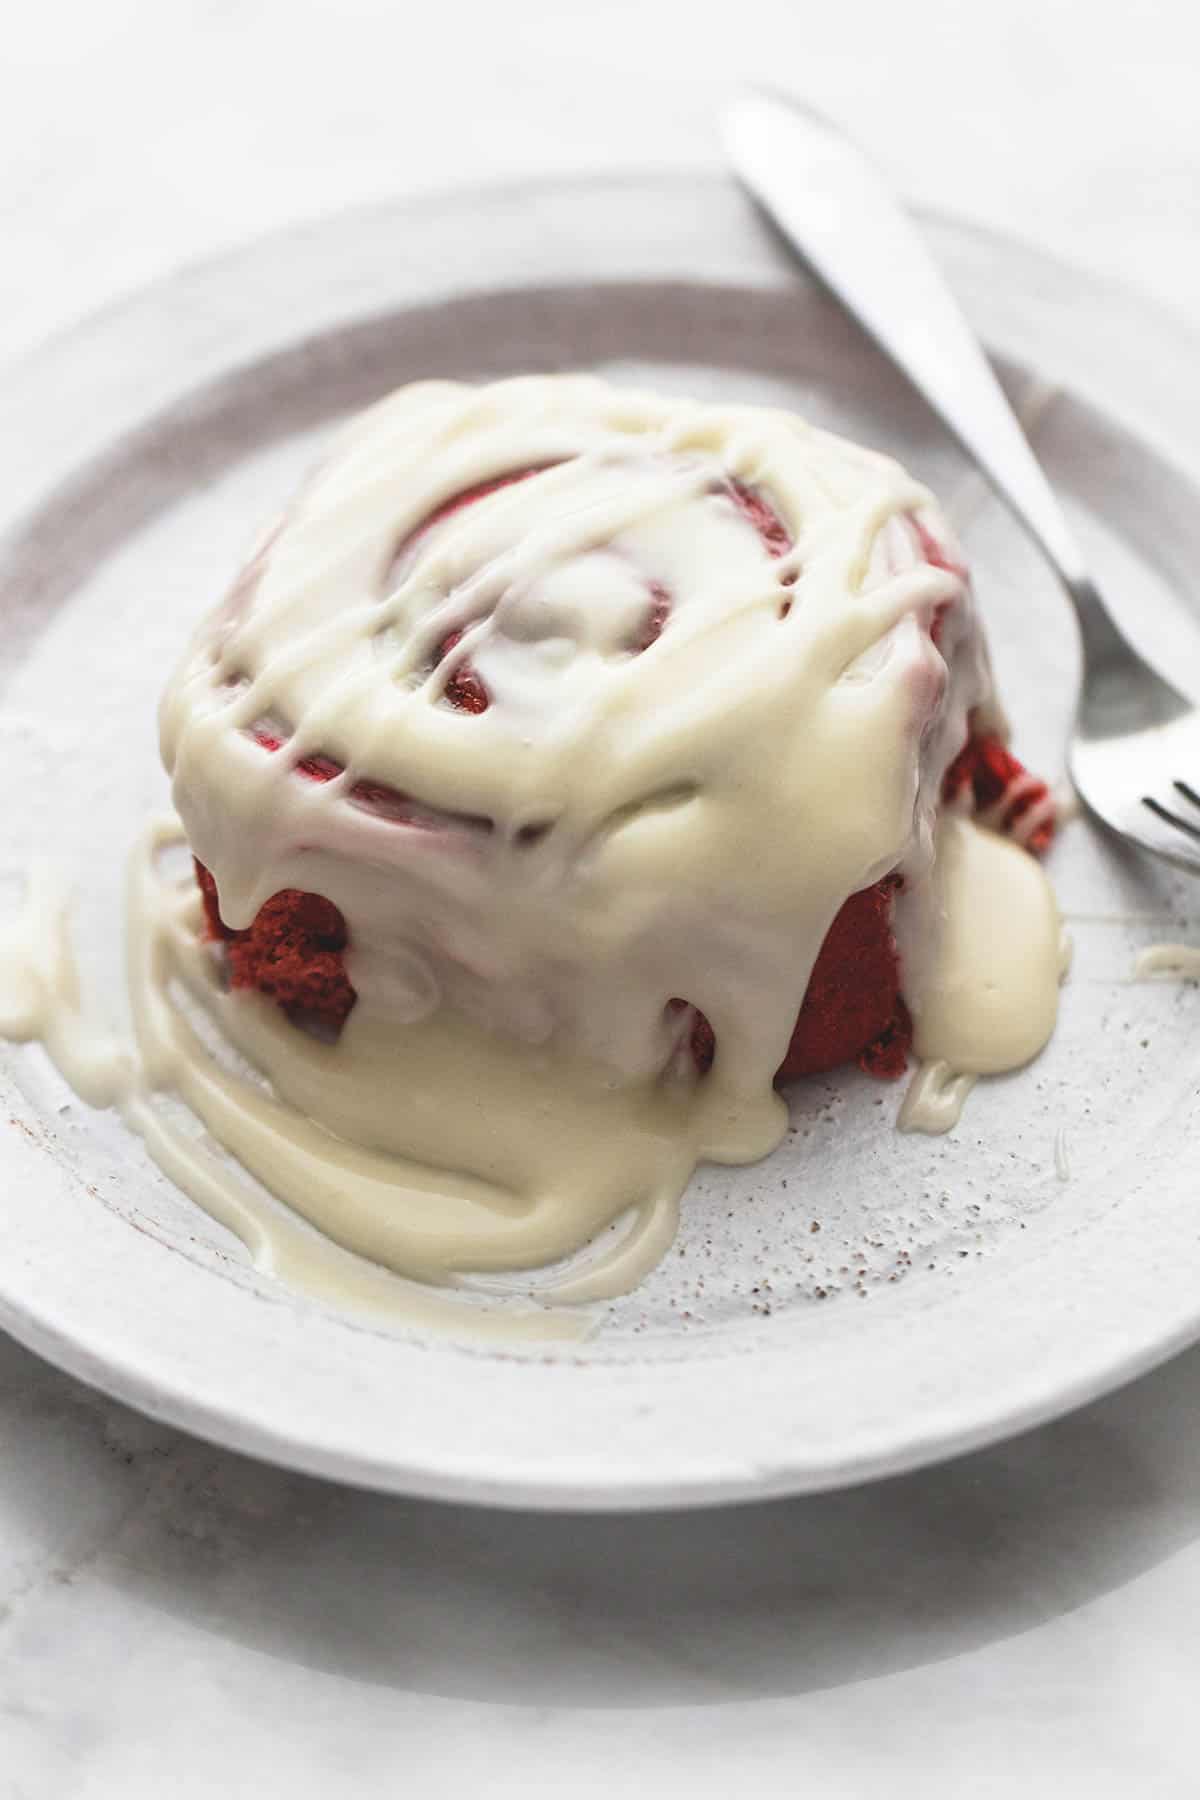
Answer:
(158, 376, 1063, 1296)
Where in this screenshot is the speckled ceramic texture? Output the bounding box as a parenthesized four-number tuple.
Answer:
(0, 175, 1197, 1508)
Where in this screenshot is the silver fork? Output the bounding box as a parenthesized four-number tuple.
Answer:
(724, 90, 1200, 874)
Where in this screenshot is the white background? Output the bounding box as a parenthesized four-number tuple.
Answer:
(3, 1, 1200, 1794)
(5, 0, 1200, 364)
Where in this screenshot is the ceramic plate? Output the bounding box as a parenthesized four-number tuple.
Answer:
(2, 174, 1198, 1509)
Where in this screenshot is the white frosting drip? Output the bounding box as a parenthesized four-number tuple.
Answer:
(897, 1060, 977, 1135)
(1134, 943, 1200, 979)
(0, 834, 587, 1341)
(908, 816, 1068, 1074)
(0, 862, 133, 1107)
(899, 815, 1069, 1134)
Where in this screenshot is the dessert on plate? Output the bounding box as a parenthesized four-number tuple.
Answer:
(154, 374, 1065, 1299)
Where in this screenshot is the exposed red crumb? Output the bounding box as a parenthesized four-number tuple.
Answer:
(943, 733, 1056, 854)
(249, 726, 344, 782)
(433, 626, 490, 714)
(728, 478, 792, 559)
(855, 1000, 913, 1079)
(296, 752, 343, 782)
(779, 877, 911, 1079)
(406, 467, 552, 543)
(685, 876, 911, 1084)
(195, 859, 356, 1029)
(728, 478, 797, 612)
(630, 581, 672, 653)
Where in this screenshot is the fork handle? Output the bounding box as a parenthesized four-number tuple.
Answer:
(727, 96, 1132, 662)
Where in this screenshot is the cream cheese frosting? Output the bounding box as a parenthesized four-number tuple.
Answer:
(2, 375, 1067, 1307)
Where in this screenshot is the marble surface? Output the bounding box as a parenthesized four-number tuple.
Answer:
(3, 1, 1200, 1793)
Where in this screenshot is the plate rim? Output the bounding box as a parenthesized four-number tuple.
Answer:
(2, 168, 1199, 1510)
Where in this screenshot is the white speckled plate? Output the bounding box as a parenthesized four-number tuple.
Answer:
(1, 175, 1198, 1509)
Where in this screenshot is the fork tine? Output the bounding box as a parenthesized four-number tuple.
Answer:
(1173, 779, 1200, 813)
(1143, 795, 1200, 843)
